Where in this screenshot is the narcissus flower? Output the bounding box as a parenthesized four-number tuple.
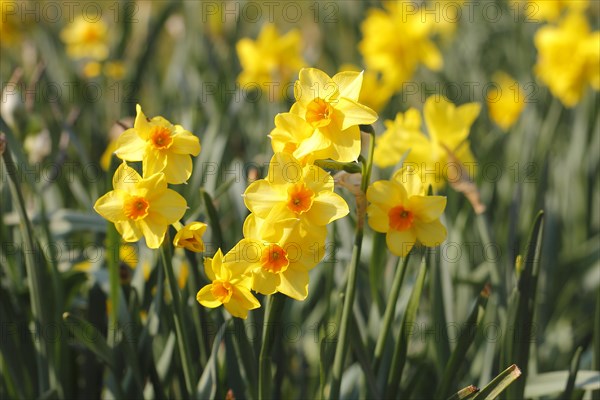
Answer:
(60, 16, 109, 61)
(173, 222, 208, 252)
(526, 0, 588, 22)
(367, 169, 447, 257)
(487, 72, 526, 131)
(289, 68, 378, 162)
(94, 163, 187, 249)
(226, 214, 325, 300)
(236, 24, 305, 99)
(340, 64, 393, 113)
(197, 249, 260, 319)
(269, 113, 329, 165)
(534, 13, 599, 107)
(243, 152, 349, 233)
(115, 105, 201, 184)
(359, 3, 442, 91)
(373, 96, 480, 189)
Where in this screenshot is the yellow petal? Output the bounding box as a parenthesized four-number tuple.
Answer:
(325, 125, 362, 163)
(133, 104, 151, 140)
(114, 129, 146, 161)
(197, 285, 222, 308)
(162, 153, 193, 184)
(94, 191, 126, 222)
(367, 203, 390, 233)
(139, 217, 167, 249)
(115, 220, 143, 243)
(244, 180, 287, 218)
(113, 162, 141, 192)
(414, 219, 447, 247)
(386, 230, 416, 257)
(150, 189, 188, 224)
(336, 97, 378, 130)
(332, 70, 364, 101)
(251, 269, 280, 295)
(295, 68, 337, 104)
(224, 287, 260, 319)
(170, 131, 201, 156)
(408, 196, 447, 223)
(366, 180, 405, 207)
(306, 192, 349, 226)
(278, 268, 309, 300)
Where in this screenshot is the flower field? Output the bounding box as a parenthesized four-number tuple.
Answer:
(1, 1, 599, 399)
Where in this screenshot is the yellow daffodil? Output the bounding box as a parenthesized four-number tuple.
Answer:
(115, 105, 201, 184)
(373, 96, 480, 189)
(197, 249, 260, 319)
(534, 13, 599, 107)
(226, 214, 325, 300)
(269, 113, 328, 165)
(526, 0, 588, 22)
(173, 222, 208, 252)
(487, 72, 526, 131)
(94, 163, 188, 249)
(243, 152, 349, 233)
(60, 16, 109, 61)
(359, 2, 442, 91)
(0, 0, 24, 47)
(340, 64, 393, 113)
(236, 24, 305, 100)
(367, 168, 447, 257)
(289, 68, 378, 162)
(104, 60, 126, 80)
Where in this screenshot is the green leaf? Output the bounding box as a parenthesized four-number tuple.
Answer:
(524, 371, 600, 397)
(562, 346, 584, 399)
(446, 385, 480, 400)
(437, 284, 490, 398)
(200, 189, 225, 251)
(503, 211, 544, 399)
(385, 255, 427, 397)
(62, 313, 115, 370)
(472, 364, 522, 400)
(197, 321, 228, 399)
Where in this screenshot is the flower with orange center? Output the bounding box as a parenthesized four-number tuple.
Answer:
(226, 214, 325, 300)
(196, 249, 260, 319)
(243, 152, 349, 235)
(115, 104, 201, 184)
(94, 163, 188, 249)
(60, 16, 109, 61)
(367, 168, 447, 257)
(173, 222, 208, 252)
(288, 68, 378, 162)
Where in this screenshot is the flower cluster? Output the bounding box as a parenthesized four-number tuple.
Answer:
(197, 67, 379, 318)
(374, 96, 480, 189)
(94, 105, 202, 249)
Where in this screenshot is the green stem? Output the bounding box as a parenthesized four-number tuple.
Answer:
(160, 235, 196, 398)
(259, 294, 287, 400)
(329, 127, 376, 399)
(232, 318, 258, 400)
(1, 134, 50, 394)
(372, 252, 411, 373)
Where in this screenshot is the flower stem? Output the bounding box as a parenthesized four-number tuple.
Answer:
(329, 127, 376, 399)
(160, 235, 196, 398)
(372, 252, 411, 373)
(259, 293, 287, 400)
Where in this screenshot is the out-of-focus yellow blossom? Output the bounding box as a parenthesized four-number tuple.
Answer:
(360, 2, 442, 91)
(173, 222, 207, 252)
(178, 258, 190, 289)
(526, 0, 588, 22)
(94, 163, 188, 249)
(83, 61, 102, 78)
(487, 72, 526, 131)
(367, 168, 447, 257)
(196, 249, 260, 319)
(101, 139, 118, 171)
(374, 96, 480, 189)
(340, 64, 393, 113)
(534, 13, 599, 107)
(289, 68, 378, 162)
(236, 24, 305, 99)
(431, 0, 465, 40)
(60, 16, 109, 61)
(104, 61, 126, 80)
(243, 152, 349, 234)
(0, 0, 23, 46)
(73, 243, 137, 272)
(226, 214, 324, 300)
(115, 105, 201, 184)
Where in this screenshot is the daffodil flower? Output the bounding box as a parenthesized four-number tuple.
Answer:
(173, 222, 208, 252)
(94, 163, 187, 249)
(367, 168, 447, 257)
(374, 96, 480, 189)
(487, 72, 526, 131)
(196, 249, 260, 319)
(60, 16, 109, 61)
(115, 105, 201, 184)
(226, 214, 325, 301)
(243, 152, 349, 233)
(289, 68, 378, 162)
